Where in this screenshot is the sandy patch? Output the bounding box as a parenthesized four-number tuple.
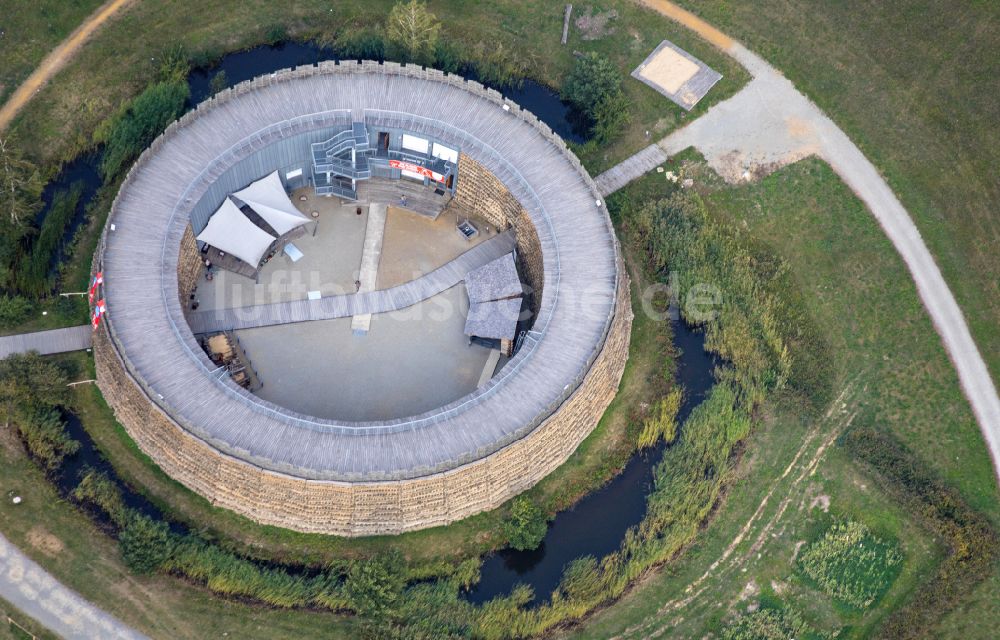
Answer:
(738, 580, 759, 600)
(809, 494, 831, 512)
(26, 526, 64, 556)
(638, 47, 700, 93)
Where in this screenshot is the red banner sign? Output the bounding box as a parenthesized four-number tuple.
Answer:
(389, 160, 445, 182)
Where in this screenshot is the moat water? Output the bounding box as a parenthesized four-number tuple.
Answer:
(466, 319, 715, 605)
(36, 41, 585, 279)
(38, 42, 719, 604)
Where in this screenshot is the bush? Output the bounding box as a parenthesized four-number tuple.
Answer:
(118, 512, 176, 574)
(432, 39, 463, 74)
(15, 406, 79, 470)
(562, 53, 630, 142)
(637, 388, 682, 448)
(722, 607, 811, 640)
(0, 352, 69, 414)
(470, 41, 528, 89)
(340, 29, 386, 61)
(14, 182, 83, 296)
(208, 70, 228, 95)
(556, 556, 605, 603)
(345, 554, 405, 618)
(96, 79, 189, 180)
(0, 353, 73, 465)
(0, 295, 32, 327)
(73, 469, 128, 527)
(797, 520, 902, 608)
(385, 0, 440, 65)
(502, 496, 548, 551)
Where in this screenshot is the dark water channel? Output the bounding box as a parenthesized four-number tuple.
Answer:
(36, 41, 585, 274)
(56, 411, 185, 535)
(465, 320, 716, 605)
(188, 41, 587, 142)
(34, 151, 103, 280)
(32, 41, 719, 603)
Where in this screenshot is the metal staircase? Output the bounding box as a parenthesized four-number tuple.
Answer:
(311, 123, 458, 199)
(312, 123, 371, 197)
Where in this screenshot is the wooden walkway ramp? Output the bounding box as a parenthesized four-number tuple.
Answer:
(0, 325, 92, 359)
(188, 230, 516, 334)
(593, 143, 669, 196)
(351, 202, 388, 334)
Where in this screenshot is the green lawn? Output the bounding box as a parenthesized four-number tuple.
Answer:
(0, 597, 58, 640)
(673, 0, 1000, 419)
(54, 244, 672, 570)
(569, 157, 996, 638)
(0, 422, 358, 639)
(6, 0, 747, 173)
(0, 0, 105, 105)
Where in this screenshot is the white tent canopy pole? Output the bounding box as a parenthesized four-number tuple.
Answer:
(195, 198, 276, 268)
(231, 170, 311, 236)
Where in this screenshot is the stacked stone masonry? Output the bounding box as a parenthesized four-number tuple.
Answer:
(455, 153, 545, 311)
(95, 266, 632, 536)
(177, 224, 202, 303)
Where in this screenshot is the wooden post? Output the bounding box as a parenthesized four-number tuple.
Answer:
(562, 5, 573, 45)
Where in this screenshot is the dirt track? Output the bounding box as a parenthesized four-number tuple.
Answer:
(622, 0, 1000, 484)
(0, 532, 147, 639)
(0, 0, 133, 132)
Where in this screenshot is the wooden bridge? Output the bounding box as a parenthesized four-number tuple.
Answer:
(186, 230, 516, 334)
(0, 325, 92, 359)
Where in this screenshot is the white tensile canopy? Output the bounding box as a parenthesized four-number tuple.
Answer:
(231, 171, 311, 236)
(196, 198, 276, 268)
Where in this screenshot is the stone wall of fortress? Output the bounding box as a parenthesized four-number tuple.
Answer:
(94, 265, 632, 536)
(454, 153, 545, 312)
(177, 224, 201, 303)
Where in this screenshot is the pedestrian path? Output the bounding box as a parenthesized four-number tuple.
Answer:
(0, 324, 92, 359)
(594, 144, 669, 196)
(187, 230, 516, 334)
(0, 532, 147, 640)
(351, 202, 387, 334)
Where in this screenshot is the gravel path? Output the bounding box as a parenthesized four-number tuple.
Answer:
(0, 532, 147, 639)
(608, 2, 1000, 481)
(0, 0, 134, 132)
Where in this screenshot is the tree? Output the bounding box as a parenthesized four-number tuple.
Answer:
(0, 295, 32, 327)
(590, 88, 632, 144)
(0, 352, 69, 426)
(386, 0, 441, 63)
(502, 496, 548, 551)
(562, 53, 621, 114)
(119, 513, 175, 574)
(0, 136, 42, 228)
(561, 53, 631, 143)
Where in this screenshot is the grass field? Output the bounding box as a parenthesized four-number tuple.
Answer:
(4, 0, 747, 175)
(0, 597, 58, 640)
(2, 1, 999, 637)
(55, 262, 673, 570)
(568, 157, 997, 638)
(0, 0, 105, 105)
(673, 0, 1000, 413)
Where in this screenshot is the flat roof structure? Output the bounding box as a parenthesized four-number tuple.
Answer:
(631, 39, 722, 111)
(465, 253, 523, 304)
(94, 62, 628, 534)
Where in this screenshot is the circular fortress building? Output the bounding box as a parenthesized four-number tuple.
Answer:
(94, 61, 632, 536)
